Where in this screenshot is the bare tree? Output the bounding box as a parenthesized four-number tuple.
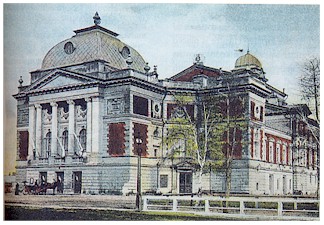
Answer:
(299, 57, 320, 122)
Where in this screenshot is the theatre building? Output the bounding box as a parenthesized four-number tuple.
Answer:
(14, 14, 319, 196)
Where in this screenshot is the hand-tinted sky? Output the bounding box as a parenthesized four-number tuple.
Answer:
(3, 3, 320, 174)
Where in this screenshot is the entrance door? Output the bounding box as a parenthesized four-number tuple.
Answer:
(73, 171, 82, 194)
(179, 172, 192, 194)
(56, 172, 64, 193)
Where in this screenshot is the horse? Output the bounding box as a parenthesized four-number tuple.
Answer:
(23, 184, 36, 195)
(44, 181, 57, 195)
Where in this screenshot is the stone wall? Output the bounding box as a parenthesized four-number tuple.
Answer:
(17, 99, 29, 127)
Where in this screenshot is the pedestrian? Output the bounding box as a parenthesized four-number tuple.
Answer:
(15, 183, 19, 195)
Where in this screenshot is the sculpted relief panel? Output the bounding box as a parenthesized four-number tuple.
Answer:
(107, 97, 125, 115)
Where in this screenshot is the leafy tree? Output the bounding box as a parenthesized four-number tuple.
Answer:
(164, 91, 248, 196)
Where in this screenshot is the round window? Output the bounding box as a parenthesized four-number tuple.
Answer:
(154, 104, 160, 112)
(120, 46, 130, 59)
(64, 42, 75, 54)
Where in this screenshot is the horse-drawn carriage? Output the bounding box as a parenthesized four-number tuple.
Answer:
(23, 181, 57, 195)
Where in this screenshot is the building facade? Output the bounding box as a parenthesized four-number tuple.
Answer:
(14, 14, 319, 196)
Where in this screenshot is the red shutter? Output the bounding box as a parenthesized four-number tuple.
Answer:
(280, 144, 283, 164)
(286, 145, 290, 165)
(234, 128, 242, 159)
(108, 123, 126, 156)
(18, 131, 29, 160)
(273, 141, 277, 164)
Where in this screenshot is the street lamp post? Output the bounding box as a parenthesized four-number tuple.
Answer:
(135, 132, 143, 211)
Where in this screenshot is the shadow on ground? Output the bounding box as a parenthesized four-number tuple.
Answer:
(5, 205, 239, 221)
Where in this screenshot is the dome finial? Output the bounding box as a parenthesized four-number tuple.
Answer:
(144, 62, 150, 73)
(18, 76, 23, 87)
(93, 12, 101, 25)
(126, 54, 133, 68)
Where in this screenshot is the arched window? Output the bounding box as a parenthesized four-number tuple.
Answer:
(79, 129, 86, 152)
(45, 131, 51, 158)
(62, 130, 68, 153)
(269, 144, 274, 163)
(282, 145, 287, 165)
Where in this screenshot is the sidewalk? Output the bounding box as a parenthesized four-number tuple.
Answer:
(4, 193, 136, 210)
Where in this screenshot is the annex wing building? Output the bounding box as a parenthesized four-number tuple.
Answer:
(14, 14, 319, 196)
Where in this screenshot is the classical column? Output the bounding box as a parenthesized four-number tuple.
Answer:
(91, 97, 101, 153)
(35, 104, 42, 158)
(85, 97, 92, 153)
(28, 105, 36, 159)
(50, 102, 58, 157)
(67, 100, 75, 155)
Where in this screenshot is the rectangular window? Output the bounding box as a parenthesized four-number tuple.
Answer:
(133, 95, 148, 116)
(260, 106, 264, 121)
(250, 101, 255, 118)
(160, 175, 168, 188)
(167, 103, 194, 120)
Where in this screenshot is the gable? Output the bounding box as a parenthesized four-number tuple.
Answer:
(40, 75, 86, 89)
(170, 64, 222, 82)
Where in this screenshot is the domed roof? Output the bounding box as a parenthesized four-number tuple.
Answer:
(234, 51, 262, 69)
(41, 25, 147, 72)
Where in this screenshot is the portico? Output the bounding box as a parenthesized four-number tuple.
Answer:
(26, 96, 96, 165)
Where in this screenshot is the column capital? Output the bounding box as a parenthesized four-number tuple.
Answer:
(67, 100, 75, 105)
(85, 97, 92, 102)
(35, 104, 42, 109)
(50, 102, 58, 107)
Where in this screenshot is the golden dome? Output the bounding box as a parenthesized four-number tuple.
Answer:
(235, 52, 262, 69)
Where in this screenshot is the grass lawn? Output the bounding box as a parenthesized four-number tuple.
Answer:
(5, 205, 243, 221)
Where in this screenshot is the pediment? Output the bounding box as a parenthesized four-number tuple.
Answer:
(40, 75, 86, 89)
(26, 70, 97, 92)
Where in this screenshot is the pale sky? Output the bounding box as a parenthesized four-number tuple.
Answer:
(2, 3, 320, 174)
